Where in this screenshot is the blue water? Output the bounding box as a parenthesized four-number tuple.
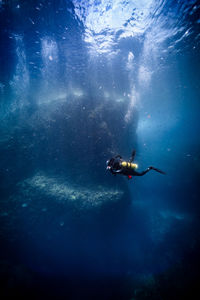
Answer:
(0, 0, 200, 299)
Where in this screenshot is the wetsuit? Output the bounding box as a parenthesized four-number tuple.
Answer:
(106, 150, 165, 179)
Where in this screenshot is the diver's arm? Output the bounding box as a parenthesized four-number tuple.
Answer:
(129, 149, 136, 163)
(111, 168, 123, 174)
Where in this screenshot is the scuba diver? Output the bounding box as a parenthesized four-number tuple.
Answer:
(106, 149, 165, 180)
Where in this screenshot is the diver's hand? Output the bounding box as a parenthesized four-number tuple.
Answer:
(115, 169, 123, 173)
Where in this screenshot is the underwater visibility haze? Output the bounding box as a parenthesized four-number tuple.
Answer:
(0, 0, 200, 299)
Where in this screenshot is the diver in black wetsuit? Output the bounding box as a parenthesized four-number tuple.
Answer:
(106, 150, 165, 179)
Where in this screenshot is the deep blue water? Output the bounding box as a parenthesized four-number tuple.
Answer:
(0, 0, 200, 299)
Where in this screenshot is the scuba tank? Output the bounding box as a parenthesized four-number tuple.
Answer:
(121, 161, 138, 169)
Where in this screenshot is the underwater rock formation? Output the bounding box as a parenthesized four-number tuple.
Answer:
(0, 92, 138, 190)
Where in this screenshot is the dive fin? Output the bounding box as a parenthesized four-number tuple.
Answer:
(151, 167, 166, 175)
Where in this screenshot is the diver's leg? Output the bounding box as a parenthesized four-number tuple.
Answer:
(134, 166, 166, 176)
(133, 167, 151, 176)
(129, 149, 136, 163)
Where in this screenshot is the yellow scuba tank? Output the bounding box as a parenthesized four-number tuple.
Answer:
(121, 161, 138, 169)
